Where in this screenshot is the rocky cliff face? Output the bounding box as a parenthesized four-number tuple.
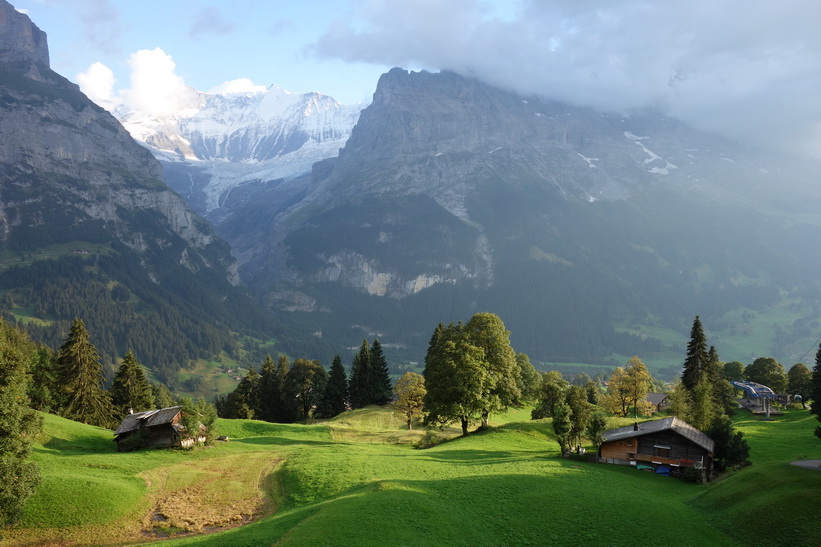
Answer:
(222, 68, 821, 365)
(0, 0, 236, 284)
(0, 1, 48, 66)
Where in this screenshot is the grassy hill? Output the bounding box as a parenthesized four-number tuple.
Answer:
(2, 408, 819, 546)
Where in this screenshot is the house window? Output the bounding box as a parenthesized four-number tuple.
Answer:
(626, 440, 633, 446)
(654, 444, 671, 458)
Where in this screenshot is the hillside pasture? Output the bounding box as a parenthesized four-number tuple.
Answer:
(2, 407, 819, 546)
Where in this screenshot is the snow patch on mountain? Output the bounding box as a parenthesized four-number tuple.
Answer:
(115, 84, 365, 212)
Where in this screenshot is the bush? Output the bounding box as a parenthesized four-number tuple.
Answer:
(415, 430, 441, 449)
(119, 429, 148, 452)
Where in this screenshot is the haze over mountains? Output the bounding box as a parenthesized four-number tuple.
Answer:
(3, 0, 821, 383)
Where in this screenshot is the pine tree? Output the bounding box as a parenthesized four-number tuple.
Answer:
(316, 354, 349, 418)
(0, 319, 41, 525)
(811, 344, 821, 439)
(56, 318, 115, 428)
(682, 316, 709, 391)
(109, 350, 154, 417)
(349, 340, 371, 409)
(258, 355, 279, 422)
(369, 339, 393, 405)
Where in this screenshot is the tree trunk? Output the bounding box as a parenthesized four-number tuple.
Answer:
(480, 411, 489, 429)
(407, 418, 413, 430)
(461, 417, 469, 436)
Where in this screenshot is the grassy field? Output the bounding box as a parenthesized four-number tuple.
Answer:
(2, 407, 819, 546)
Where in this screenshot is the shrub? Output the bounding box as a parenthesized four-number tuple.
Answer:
(415, 430, 441, 449)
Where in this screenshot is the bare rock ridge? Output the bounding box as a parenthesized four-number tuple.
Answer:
(0, 0, 48, 66)
(0, 0, 237, 284)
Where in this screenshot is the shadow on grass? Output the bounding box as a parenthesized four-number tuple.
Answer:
(234, 436, 336, 447)
(39, 434, 114, 454)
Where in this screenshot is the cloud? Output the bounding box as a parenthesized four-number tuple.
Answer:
(267, 19, 295, 36)
(189, 6, 236, 38)
(209, 78, 267, 94)
(120, 48, 196, 117)
(76, 61, 121, 111)
(311, 0, 821, 157)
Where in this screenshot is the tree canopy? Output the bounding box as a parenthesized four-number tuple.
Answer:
(393, 371, 426, 430)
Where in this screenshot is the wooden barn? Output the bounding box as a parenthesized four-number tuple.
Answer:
(598, 417, 714, 477)
(645, 392, 670, 414)
(113, 406, 203, 452)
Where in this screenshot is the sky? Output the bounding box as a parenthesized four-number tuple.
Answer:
(12, 0, 821, 159)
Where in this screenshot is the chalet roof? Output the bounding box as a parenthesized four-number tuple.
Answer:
(114, 406, 182, 436)
(601, 417, 715, 453)
(646, 392, 668, 406)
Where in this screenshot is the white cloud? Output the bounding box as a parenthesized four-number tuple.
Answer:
(121, 48, 197, 117)
(76, 61, 121, 111)
(209, 78, 267, 95)
(311, 0, 821, 157)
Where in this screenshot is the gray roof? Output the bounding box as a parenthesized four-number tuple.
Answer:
(646, 392, 668, 406)
(601, 417, 715, 452)
(114, 406, 182, 435)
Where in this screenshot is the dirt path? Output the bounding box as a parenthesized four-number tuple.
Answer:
(790, 460, 821, 470)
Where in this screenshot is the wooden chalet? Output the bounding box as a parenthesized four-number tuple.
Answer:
(113, 406, 203, 452)
(598, 417, 714, 477)
(645, 392, 670, 414)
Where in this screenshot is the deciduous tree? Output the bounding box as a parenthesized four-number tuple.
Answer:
(811, 345, 821, 439)
(744, 357, 788, 393)
(393, 371, 426, 430)
(788, 362, 812, 409)
(552, 402, 572, 455)
(515, 353, 542, 403)
(286, 359, 327, 421)
(531, 371, 569, 419)
(586, 411, 609, 450)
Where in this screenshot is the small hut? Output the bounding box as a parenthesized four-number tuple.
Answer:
(598, 417, 714, 478)
(113, 406, 198, 452)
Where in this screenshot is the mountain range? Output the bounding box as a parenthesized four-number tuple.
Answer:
(125, 65, 821, 375)
(4, 0, 821, 385)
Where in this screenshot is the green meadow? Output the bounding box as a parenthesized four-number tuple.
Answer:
(3, 408, 820, 546)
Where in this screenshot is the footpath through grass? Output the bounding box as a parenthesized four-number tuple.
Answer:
(3, 406, 819, 546)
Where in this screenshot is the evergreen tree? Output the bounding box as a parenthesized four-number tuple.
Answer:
(369, 339, 393, 405)
(0, 319, 41, 525)
(811, 345, 821, 439)
(316, 354, 349, 419)
(705, 415, 751, 472)
(56, 318, 115, 428)
(682, 316, 709, 391)
(258, 355, 280, 421)
(275, 355, 296, 423)
(220, 366, 260, 419)
(349, 340, 371, 409)
(151, 382, 175, 409)
(27, 345, 60, 412)
(109, 350, 153, 417)
(706, 346, 737, 417)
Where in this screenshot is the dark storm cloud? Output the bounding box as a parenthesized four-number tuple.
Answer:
(312, 0, 821, 157)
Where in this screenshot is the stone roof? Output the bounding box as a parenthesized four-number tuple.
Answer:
(601, 417, 715, 453)
(114, 406, 182, 436)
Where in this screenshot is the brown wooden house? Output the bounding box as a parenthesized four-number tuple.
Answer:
(598, 417, 714, 477)
(114, 406, 189, 452)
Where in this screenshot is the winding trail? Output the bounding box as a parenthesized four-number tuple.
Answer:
(790, 460, 821, 470)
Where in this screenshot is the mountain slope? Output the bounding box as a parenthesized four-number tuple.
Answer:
(0, 0, 278, 383)
(117, 84, 363, 217)
(218, 68, 821, 369)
